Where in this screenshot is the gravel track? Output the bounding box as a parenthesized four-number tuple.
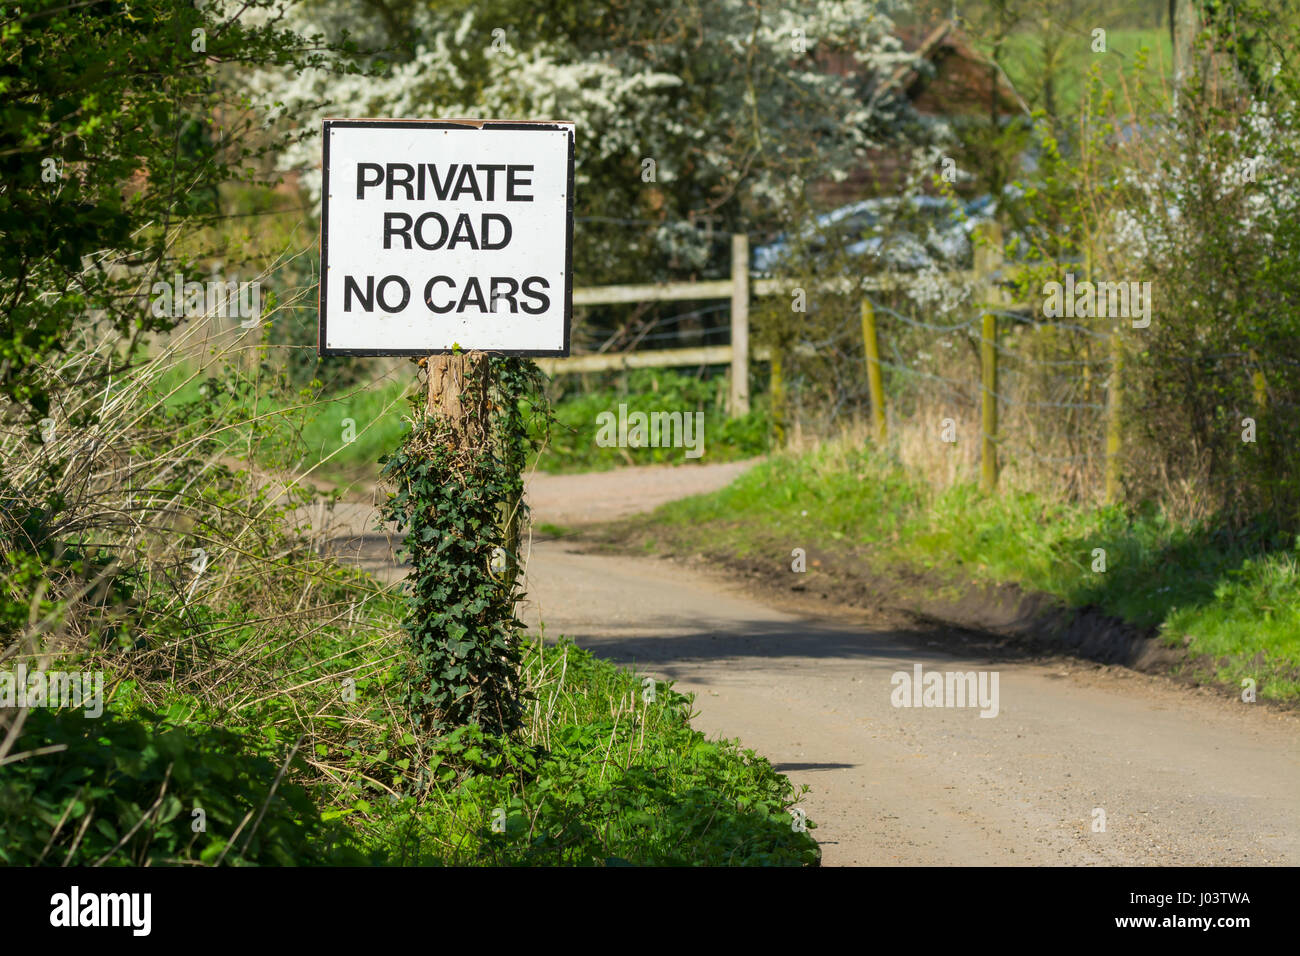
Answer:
(324, 461, 1300, 866)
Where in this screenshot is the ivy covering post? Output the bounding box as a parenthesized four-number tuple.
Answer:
(380, 353, 544, 737)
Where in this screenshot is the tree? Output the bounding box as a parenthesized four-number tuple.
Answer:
(0, 0, 339, 421)
(254, 0, 919, 286)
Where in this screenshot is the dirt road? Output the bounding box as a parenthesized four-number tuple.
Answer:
(327, 462, 1300, 866)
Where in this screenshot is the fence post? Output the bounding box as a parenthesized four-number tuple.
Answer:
(1249, 348, 1269, 411)
(1105, 327, 1123, 505)
(426, 352, 475, 427)
(730, 233, 750, 417)
(974, 223, 1002, 494)
(980, 312, 998, 493)
(861, 299, 886, 444)
(769, 347, 786, 447)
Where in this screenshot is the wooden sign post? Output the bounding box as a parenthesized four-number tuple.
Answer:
(424, 353, 477, 430)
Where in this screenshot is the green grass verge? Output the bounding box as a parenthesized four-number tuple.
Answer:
(148, 360, 413, 485)
(11, 358, 807, 866)
(353, 638, 818, 865)
(4, 578, 817, 866)
(152, 363, 769, 483)
(535, 369, 769, 473)
(638, 440, 1300, 702)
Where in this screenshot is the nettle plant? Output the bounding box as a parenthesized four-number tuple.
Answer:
(380, 357, 548, 738)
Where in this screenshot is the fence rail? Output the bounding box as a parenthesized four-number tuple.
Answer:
(536, 343, 783, 377)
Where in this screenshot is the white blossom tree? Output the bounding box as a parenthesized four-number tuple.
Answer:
(253, 0, 919, 283)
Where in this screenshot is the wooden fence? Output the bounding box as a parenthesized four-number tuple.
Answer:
(543, 229, 1124, 501)
(541, 233, 977, 417)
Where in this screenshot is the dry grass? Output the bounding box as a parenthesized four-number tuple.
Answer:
(0, 270, 407, 777)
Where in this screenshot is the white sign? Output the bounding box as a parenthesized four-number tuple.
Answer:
(319, 119, 573, 355)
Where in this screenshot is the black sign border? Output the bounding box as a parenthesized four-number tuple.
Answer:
(318, 118, 574, 357)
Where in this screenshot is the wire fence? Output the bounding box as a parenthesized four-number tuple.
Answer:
(547, 221, 1296, 506)
(759, 276, 1292, 504)
(886, 296, 1108, 494)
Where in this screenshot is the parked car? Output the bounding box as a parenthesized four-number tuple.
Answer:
(751, 194, 991, 276)
(751, 188, 1028, 276)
